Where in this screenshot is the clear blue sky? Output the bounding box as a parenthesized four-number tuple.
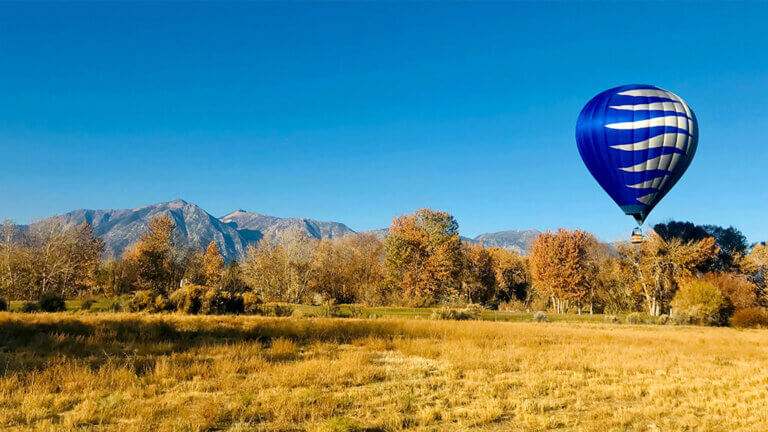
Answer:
(2, 2, 767, 243)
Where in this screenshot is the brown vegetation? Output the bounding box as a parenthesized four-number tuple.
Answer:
(2, 313, 768, 431)
(1, 211, 766, 327)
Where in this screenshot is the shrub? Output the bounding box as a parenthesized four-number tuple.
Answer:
(241, 292, 262, 314)
(200, 287, 228, 315)
(532, 311, 548, 322)
(20, 301, 40, 313)
(39, 293, 66, 312)
(730, 308, 768, 328)
(348, 306, 364, 318)
(154, 295, 170, 312)
(315, 300, 344, 318)
(671, 278, 726, 325)
(430, 307, 460, 320)
(670, 313, 693, 326)
(655, 314, 670, 325)
(463, 304, 485, 319)
(0, 298, 7, 312)
(604, 315, 620, 324)
(129, 290, 166, 313)
(626, 312, 646, 324)
(270, 304, 294, 317)
(80, 299, 95, 311)
(498, 300, 527, 312)
(226, 293, 245, 314)
(529, 295, 549, 312)
(106, 299, 123, 312)
(430, 306, 482, 321)
(169, 284, 205, 314)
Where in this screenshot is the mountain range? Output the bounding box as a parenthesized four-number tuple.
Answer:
(28, 199, 540, 261)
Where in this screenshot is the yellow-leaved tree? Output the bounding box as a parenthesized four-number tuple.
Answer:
(529, 229, 597, 313)
(383, 208, 463, 305)
(202, 241, 225, 287)
(618, 232, 718, 316)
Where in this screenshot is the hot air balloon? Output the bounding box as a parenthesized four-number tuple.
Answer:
(575, 84, 698, 242)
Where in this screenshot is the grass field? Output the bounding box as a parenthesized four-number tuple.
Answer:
(1, 313, 767, 431)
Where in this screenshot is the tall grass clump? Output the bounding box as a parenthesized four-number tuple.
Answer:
(129, 290, 168, 313)
(430, 305, 483, 321)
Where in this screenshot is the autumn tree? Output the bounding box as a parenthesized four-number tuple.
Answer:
(529, 229, 598, 313)
(593, 252, 636, 314)
(0, 220, 22, 298)
(751, 243, 768, 268)
(220, 260, 248, 293)
(241, 229, 318, 303)
(486, 247, 530, 304)
(383, 209, 463, 305)
(202, 241, 225, 287)
(0, 220, 103, 299)
(125, 215, 179, 294)
(654, 221, 748, 271)
(460, 242, 496, 304)
(618, 232, 718, 316)
(703, 272, 759, 314)
(94, 253, 137, 296)
(311, 233, 384, 304)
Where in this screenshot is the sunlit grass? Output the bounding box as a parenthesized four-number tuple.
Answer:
(1, 312, 767, 431)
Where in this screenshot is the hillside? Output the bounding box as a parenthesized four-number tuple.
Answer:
(26, 200, 541, 259)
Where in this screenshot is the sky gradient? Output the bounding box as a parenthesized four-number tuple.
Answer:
(2, 2, 767, 243)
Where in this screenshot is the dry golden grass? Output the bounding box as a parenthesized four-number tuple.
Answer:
(1, 312, 768, 431)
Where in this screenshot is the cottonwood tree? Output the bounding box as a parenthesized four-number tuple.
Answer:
(125, 215, 180, 294)
(529, 229, 598, 314)
(654, 221, 748, 271)
(311, 233, 384, 304)
(0, 220, 103, 299)
(593, 253, 636, 314)
(486, 247, 530, 304)
(241, 229, 318, 303)
(618, 232, 717, 316)
(383, 209, 463, 305)
(202, 241, 225, 287)
(460, 242, 496, 304)
(0, 220, 21, 297)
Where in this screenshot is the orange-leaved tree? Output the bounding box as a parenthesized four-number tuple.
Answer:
(460, 242, 496, 304)
(529, 229, 598, 313)
(202, 241, 225, 287)
(486, 247, 530, 304)
(383, 208, 462, 305)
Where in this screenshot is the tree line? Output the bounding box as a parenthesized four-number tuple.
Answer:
(1, 210, 766, 326)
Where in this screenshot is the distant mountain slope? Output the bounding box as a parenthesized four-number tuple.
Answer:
(219, 210, 355, 243)
(43, 199, 248, 261)
(472, 229, 542, 255)
(25, 200, 541, 260)
(363, 228, 540, 255)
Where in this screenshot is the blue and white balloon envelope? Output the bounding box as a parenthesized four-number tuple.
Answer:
(575, 84, 698, 225)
